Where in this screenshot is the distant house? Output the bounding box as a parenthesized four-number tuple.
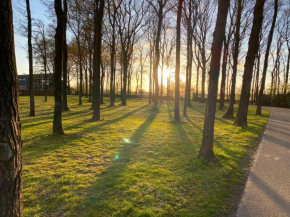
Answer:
(18, 74, 54, 90)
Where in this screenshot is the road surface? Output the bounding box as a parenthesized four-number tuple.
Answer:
(236, 107, 290, 217)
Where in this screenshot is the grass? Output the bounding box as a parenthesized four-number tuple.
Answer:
(20, 96, 269, 217)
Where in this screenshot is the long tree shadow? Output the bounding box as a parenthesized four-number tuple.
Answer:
(73, 110, 158, 216)
(24, 103, 150, 159)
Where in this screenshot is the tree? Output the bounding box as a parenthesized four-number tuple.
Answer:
(193, 0, 215, 102)
(53, 0, 64, 134)
(92, 0, 105, 121)
(147, 0, 169, 110)
(223, 0, 242, 118)
(33, 20, 49, 102)
(198, 0, 230, 160)
(174, 0, 184, 122)
(0, 0, 23, 215)
(63, 0, 70, 111)
(26, 0, 35, 116)
(218, 1, 236, 110)
(235, 0, 266, 127)
(256, 0, 278, 115)
(183, 0, 195, 116)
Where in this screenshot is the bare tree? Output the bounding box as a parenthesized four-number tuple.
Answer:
(198, 0, 231, 160)
(174, 0, 183, 121)
(256, 0, 278, 115)
(26, 0, 35, 116)
(235, 0, 266, 127)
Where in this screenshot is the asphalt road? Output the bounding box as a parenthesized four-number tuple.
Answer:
(236, 107, 290, 217)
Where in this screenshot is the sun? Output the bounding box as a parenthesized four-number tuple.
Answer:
(158, 66, 170, 87)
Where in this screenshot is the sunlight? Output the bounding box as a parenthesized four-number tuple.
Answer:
(158, 66, 171, 87)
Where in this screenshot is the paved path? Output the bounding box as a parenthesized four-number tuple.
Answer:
(236, 107, 290, 217)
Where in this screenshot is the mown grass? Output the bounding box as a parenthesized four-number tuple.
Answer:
(20, 96, 269, 217)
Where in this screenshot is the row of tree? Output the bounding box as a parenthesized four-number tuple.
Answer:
(1, 0, 290, 215)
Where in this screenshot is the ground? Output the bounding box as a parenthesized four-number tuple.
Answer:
(20, 96, 269, 217)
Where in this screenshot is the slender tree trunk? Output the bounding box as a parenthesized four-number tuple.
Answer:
(26, 0, 35, 117)
(235, 0, 266, 126)
(0, 1, 23, 215)
(285, 48, 290, 95)
(122, 50, 128, 106)
(78, 44, 83, 105)
(85, 57, 88, 97)
(44, 43, 48, 102)
(184, 4, 192, 115)
(218, 40, 228, 110)
(254, 52, 260, 103)
(256, 0, 278, 115)
(174, 0, 183, 121)
(110, 15, 116, 106)
(196, 59, 200, 99)
(88, 47, 92, 102)
(92, 0, 104, 120)
(62, 0, 69, 111)
(100, 63, 105, 104)
(199, 0, 230, 161)
(53, 0, 64, 134)
(149, 44, 152, 103)
(201, 59, 206, 101)
(223, 0, 242, 118)
(152, 5, 164, 111)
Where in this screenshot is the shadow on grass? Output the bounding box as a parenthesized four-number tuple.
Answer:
(23, 103, 150, 159)
(74, 110, 158, 216)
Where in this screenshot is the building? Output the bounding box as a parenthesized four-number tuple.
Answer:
(18, 74, 54, 90)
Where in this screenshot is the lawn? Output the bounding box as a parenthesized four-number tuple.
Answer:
(20, 96, 269, 217)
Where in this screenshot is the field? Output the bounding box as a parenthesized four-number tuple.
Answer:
(20, 96, 269, 217)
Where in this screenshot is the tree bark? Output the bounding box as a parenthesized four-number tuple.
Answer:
(53, 0, 64, 134)
(235, 0, 266, 127)
(256, 0, 278, 115)
(26, 0, 35, 117)
(198, 0, 230, 161)
(0, 1, 23, 215)
(62, 0, 69, 111)
(174, 0, 183, 121)
(92, 0, 104, 121)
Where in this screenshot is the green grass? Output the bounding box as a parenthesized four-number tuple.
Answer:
(20, 96, 269, 217)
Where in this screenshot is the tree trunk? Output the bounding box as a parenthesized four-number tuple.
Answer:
(100, 63, 105, 104)
(110, 17, 116, 107)
(62, 0, 69, 111)
(26, 0, 35, 117)
(0, 1, 23, 215)
(223, 0, 242, 118)
(198, 0, 230, 161)
(53, 0, 64, 134)
(92, 0, 104, 120)
(285, 48, 290, 95)
(174, 0, 183, 121)
(235, 0, 266, 127)
(78, 43, 83, 105)
(152, 5, 164, 111)
(218, 39, 228, 110)
(88, 47, 92, 102)
(122, 50, 128, 106)
(256, 0, 278, 115)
